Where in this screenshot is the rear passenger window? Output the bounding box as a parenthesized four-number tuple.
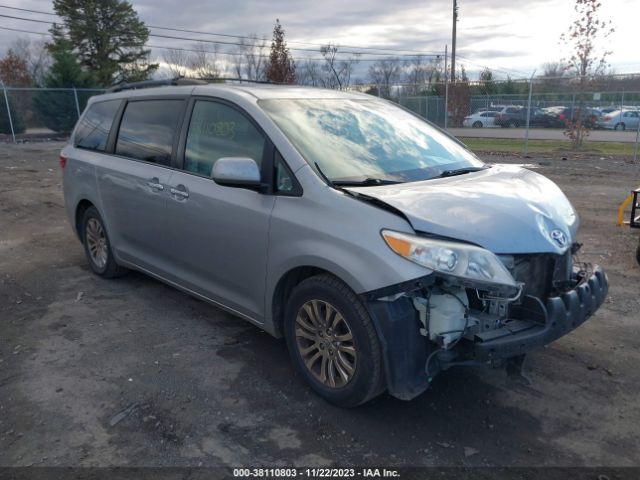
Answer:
(115, 100, 183, 165)
(184, 101, 266, 177)
(74, 100, 120, 151)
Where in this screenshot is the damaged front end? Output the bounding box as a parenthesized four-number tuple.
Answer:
(363, 238, 609, 401)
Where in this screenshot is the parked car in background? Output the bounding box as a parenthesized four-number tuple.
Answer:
(600, 107, 618, 115)
(493, 106, 556, 128)
(544, 106, 600, 128)
(463, 110, 499, 128)
(596, 109, 640, 130)
(493, 106, 525, 128)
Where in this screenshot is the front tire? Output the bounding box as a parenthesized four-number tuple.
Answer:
(81, 206, 127, 278)
(472, 121, 482, 128)
(284, 274, 384, 407)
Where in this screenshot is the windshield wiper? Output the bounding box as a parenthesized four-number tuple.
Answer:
(436, 166, 490, 178)
(333, 178, 403, 187)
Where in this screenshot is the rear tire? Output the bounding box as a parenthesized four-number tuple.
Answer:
(615, 123, 626, 131)
(284, 274, 384, 407)
(81, 206, 127, 279)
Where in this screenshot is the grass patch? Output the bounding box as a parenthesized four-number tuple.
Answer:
(459, 137, 636, 156)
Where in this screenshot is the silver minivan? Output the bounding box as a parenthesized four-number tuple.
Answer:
(62, 81, 608, 407)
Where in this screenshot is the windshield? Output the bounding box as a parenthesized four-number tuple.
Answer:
(259, 98, 484, 184)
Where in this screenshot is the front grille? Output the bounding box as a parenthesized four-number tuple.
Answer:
(509, 252, 573, 300)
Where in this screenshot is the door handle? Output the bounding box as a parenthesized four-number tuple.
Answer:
(146, 179, 164, 191)
(170, 187, 189, 199)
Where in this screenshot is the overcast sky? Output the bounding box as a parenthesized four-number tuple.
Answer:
(0, 0, 637, 80)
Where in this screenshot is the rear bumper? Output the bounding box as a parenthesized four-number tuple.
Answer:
(473, 265, 608, 361)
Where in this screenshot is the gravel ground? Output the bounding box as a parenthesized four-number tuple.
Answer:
(0, 141, 639, 469)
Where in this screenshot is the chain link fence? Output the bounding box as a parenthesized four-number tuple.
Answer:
(352, 74, 640, 158)
(1, 86, 106, 142)
(2, 80, 640, 159)
(395, 89, 640, 128)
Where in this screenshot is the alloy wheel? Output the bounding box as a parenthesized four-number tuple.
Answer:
(85, 218, 108, 269)
(294, 299, 357, 388)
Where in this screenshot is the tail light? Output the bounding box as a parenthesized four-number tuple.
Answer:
(603, 115, 611, 121)
(59, 153, 68, 169)
(498, 113, 504, 121)
(559, 114, 565, 121)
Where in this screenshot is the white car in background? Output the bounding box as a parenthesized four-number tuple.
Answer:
(463, 110, 499, 128)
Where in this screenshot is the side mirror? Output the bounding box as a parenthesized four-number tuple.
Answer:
(211, 157, 261, 188)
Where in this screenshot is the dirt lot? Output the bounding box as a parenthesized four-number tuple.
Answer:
(1, 141, 639, 469)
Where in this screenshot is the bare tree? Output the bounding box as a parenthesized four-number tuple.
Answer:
(162, 48, 191, 77)
(403, 55, 444, 95)
(368, 58, 401, 98)
(560, 0, 614, 147)
(297, 59, 324, 87)
(189, 42, 224, 79)
(232, 34, 267, 81)
(10, 37, 51, 86)
(319, 44, 359, 90)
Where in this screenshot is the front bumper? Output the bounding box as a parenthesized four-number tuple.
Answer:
(364, 265, 608, 401)
(474, 265, 608, 361)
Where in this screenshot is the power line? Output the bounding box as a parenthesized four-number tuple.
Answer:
(0, 5, 56, 16)
(0, 7, 537, 76)
(0, 4, 442, 56)
(0, 25, 407, 63)
(456, 54, 530, 78)
(0, 13, 51, 24)
(0, 13, 442, 59)
(0, 25, 48, 36)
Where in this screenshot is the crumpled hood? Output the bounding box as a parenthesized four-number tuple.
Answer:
(346, 165, 579, 254)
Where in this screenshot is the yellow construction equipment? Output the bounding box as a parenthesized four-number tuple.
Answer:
(617, 188, 640, 264)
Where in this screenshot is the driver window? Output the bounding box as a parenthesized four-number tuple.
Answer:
(184, 101, 266, 176)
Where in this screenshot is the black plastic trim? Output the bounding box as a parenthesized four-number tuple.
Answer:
(474, 266, 608, 360)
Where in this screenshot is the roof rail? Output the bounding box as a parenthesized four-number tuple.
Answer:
(106, 76, 279, 93)
(199, 77, 275, 85)
(106, 76, 207, 93)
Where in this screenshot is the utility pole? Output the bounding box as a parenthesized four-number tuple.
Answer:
(451, 0, 458, 81)
(444, 45, 449, 129)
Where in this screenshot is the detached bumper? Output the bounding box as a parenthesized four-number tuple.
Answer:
(364, 266, 608, 401)
(473, 265, 608, 361)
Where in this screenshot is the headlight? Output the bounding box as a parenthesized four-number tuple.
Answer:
(382, 230, 517, 291)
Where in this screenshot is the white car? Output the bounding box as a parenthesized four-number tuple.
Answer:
(463, 110, 498, 128)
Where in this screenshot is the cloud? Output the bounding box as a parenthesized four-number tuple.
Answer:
(0, 0, 636, 80)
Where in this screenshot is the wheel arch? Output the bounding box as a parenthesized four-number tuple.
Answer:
(75, 199, 95, 240)
(270, 265, 360, 338)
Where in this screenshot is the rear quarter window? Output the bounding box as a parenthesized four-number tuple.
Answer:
(74, 100, 121, 151)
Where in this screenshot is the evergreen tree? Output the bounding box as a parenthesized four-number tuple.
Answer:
(34, 39, 93, 133)
(50, 0, 157, 86)
(479, 67, 497, 95)
(0, 95, 25, 135)
(266, 19, 296, 84)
